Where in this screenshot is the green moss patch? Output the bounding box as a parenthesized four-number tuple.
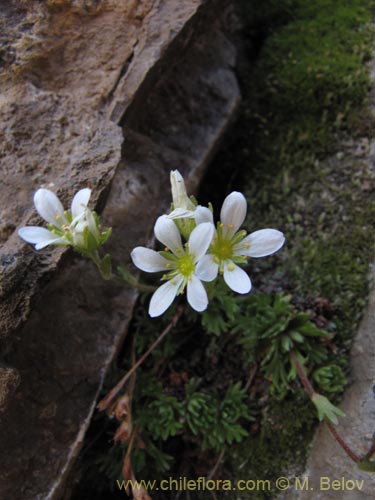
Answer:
(72, 1, 375, 498)
(213, 0, 375, 493)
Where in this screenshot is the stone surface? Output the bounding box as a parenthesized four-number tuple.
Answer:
(0, 0, 203, 348)
(0, 1, 240, 499)
(282, 270, 375, 499)
(279, 48, 375, 500)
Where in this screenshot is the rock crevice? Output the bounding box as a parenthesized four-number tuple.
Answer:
(0, 1, 240, 499)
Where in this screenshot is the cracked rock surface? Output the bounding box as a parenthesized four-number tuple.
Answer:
(281, 54, 375, 498)
(282, 273, 375, 499)
(0, 1, 240, 499)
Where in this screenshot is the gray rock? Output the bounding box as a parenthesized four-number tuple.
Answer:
(0, 1, 240, 499)
(281, 272, 375, 499)
(280, 46, 375, 500)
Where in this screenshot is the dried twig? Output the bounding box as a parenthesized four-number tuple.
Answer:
(244, 363, 258, 392)
(97, 306, 184, 411)
(206, 449, 225, 481)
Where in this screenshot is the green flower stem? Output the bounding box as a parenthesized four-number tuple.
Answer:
(114, 271, 156, 293)
(290, 351, 360, 463)
(88, 250, 111, 279)
(88, 251, 156, 291)
(97, 306, 184, 412)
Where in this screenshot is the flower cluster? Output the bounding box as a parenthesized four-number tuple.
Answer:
(131, 170, 285, 317)
(18, 187, 111, 254)
(18, 173, 285, 318)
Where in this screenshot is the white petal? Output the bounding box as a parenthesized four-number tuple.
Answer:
(170, 170, 194, 210)
(35, 239, 66, 250)
(187, 275, 208, 312)
(131, 247, 170, 272)
(71, 210, 87, 228)
(195, 254, 219, 282)
(220, 192, 247, 237)
(71, 188, 91, 218)
(149, 277, 183, 317)
(154, 215, 183, 254)
(74, 220, 88, 233)
(18, 226, 67, 249)
(195, 206, 214, 225)
(168, 207, 196, 219)
(235, 229, 285, 258)
(188, 222, 214, 262)
(170, 170, 184, 184)
(34, 188, 67, 227)
(223, 261, 251, 294)
(72, 233, 84, 247)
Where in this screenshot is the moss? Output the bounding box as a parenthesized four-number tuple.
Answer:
(235, 0, 375, 337)
(211, 0, 375, 493)
(238, 0, 374, 174)
(73, 1, 375, 497)
(229, 391, 316, 499)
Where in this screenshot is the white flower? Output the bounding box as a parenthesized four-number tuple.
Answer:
(18, 187, 92, 250)
(195, 192, 285, 294)
(167, 170, 199, 240)
(168, 170, 196, 219)
(131, 215, 215, 317)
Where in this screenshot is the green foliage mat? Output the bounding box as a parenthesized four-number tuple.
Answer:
(72, 0, 375, 498)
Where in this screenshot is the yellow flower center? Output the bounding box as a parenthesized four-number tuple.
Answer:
(210, 236, 233, 261)
(177, 254, 195, 278)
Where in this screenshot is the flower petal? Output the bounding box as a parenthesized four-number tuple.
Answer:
(187, 275, 208, 312)
(131, 247, 170, 272)
(71, 188, 91, 218)
(220, 192, 247, 237)
(170, 170, 194, 210)
(34, 188, 67, 227)
(18, 226, 67, 249)
(72, 233, 84, 247)
(149, 277, 183, 317)
(154, 215, 183, 255)
(195, 206, 214, 225)
(74, 220, 88, 233)
(235, 229, 285, 258)
(71, 210, 87, 228)
(195, 254, 219, 282)
(188, 222, 214, 262)
(168, 207, 196, 219)
(223, 261, 251, 294)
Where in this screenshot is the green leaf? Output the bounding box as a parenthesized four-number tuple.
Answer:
(311, 393, 345, 424)
(358, 459, 375, 472)
(100, 254, 112, 280)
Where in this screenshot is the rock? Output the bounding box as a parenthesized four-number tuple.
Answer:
(0, 1, 240, 499)
(0, 365, 20, 408)
(282, 269, 375, 499)
(280, 45, 375, 500)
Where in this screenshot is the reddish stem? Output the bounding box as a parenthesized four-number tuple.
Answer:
(98, 306, 184, 411)
(290, 351, 314, 396)
(206, 449, 225, 481)
(326, 422, 360, 463)
(365, 439, 375, 460)
(244, 363, 258, 392)
(290, 351, 360, 463)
